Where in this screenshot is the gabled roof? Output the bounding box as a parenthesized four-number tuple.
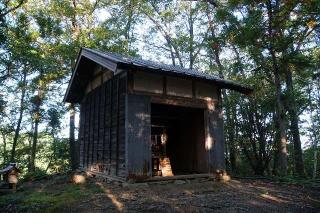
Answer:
(64, 48, 253, 103)
(0, 163, 20, 174)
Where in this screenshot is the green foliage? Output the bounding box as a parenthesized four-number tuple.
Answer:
(304, 147, 320, 178)
(23, 168, 48, 182)
(47, 108, 62, 132)
(0, 174, 104, 212)
(0, 0, 319, 179)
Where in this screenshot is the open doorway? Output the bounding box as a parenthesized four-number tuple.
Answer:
(151, 103, 207, 177)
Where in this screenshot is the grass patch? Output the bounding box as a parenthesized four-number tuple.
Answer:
(0, 174, 104, 212)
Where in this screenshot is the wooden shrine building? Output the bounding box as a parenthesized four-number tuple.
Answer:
(64, 48, 252, 181)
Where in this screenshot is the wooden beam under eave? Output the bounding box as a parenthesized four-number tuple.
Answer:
(163, 75, 167, 96)
(150, 95, 209, 109)
(127, 69, 134, 94)
(192, 79, 196, 99)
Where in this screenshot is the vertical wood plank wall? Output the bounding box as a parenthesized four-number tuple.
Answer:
(207, 93, 226, 172)
(79, 73, 127, 177)
(79, 104, 85, 166)
(78, 70, 227, 179)
(125, 94, 151, 178)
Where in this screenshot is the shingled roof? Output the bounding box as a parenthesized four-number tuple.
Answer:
(64, 48, 253, 102)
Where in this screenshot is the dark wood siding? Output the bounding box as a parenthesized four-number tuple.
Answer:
(78, 70, 226, 179)
(78, 73, 127, 177)
(106, 81, 112, 174)
(206, 91, 226, 172)
(118, 75, 127, 177)
(98, 82, 105, 165)
(83, 95, 90, 168)
(79, 104, 85, 168)
(93, 89, 99, 164)
(110, 77, 118, 175)
(89, 92, 94, 167)
(125, 94, 151, 179)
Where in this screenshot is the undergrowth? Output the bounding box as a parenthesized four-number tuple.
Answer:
(0, 174, 103, 212)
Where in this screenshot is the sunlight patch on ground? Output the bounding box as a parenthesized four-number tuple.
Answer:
(96, 182, 124, 211)
(72, 174, 86, 184)
(308, 196, 320, 203)
(231, 179, 241, 184)
(184, 190, 193, 195)
(120, 192, 134, 200)
(225, 180, 243, 189)
(260, 193, 288, 203)
(248, 200, 267, 207)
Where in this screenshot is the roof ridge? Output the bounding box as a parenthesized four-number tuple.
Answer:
(83, 48, 221, 79)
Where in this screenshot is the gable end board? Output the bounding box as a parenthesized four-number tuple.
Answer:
(64, 49, 118, 103)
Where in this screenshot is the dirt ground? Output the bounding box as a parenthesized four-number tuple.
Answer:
(66, 178, 320, 213)
(1, 175, 320, 213)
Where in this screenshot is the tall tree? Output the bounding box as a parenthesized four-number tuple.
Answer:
(213, 0, 319, 176)
(6, 12, 35, 163)
(10, 70, 27, 162)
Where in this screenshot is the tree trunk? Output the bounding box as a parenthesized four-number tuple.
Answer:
(29, 95, 41, 173)
(285, 67, 304, 177)
(267, 0, 287, 176)
(10, 71, 27, 162)
(124, 0, 134, 53)
(29, 118, 39, 172)
(308, 82, 318, 179)
(143, 5, 184, 67)
(188, 4, 194, 69)
(29, 123, 38, 172)
(273, 64, 288, 176)
(274, 70, 288, 176)
(69, 0, 79, 171)
(71, 0, 79, 38)
(167, 37, 183, 67)
(69, 103, 77, 170)
(1, 131, 7, 163)
(169, 47, 176, 66)
(211, 46, 238, 174)
(27, 123, 33, 172)
(228, 115, 237, 174)
(316, 84, 320, 179)
(313, 144, 318, 179)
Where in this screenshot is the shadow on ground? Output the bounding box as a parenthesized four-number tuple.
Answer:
(1, 174, 319, 212)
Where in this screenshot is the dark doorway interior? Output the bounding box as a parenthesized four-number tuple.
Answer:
(151, 103, 207, 176)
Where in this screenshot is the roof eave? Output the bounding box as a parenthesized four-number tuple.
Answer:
(64, 48, 253, 103)
(63, 48, 119, 103)
(118, 61, 253, 95)
(214, 79, 253, 95)
(82, 48, 118, 72)
(63, 48, 83, 103)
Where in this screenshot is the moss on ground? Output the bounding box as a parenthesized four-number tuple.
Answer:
(1, 174, 319, 212)
(0, 174, 104, 212)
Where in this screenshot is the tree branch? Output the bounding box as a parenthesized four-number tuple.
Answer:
(0, 0, 26, 19)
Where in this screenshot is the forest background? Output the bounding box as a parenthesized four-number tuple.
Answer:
(0, 0, 319, 180)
